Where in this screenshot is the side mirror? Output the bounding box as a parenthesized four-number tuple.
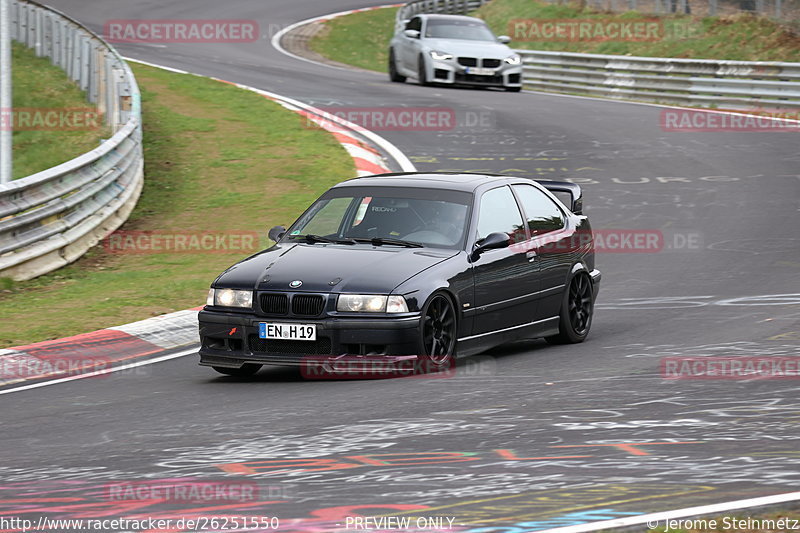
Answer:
(472, 232, 510, 260)
(268, 225, 286, 242)
(571, 197, 583, 215)
(497, 35, 511, 44)
(404, 29, 421, 39)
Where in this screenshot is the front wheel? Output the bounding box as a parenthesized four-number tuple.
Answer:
(506, 86, 522, 92)
(545, 272, 594, 344)
(213, 364, 261, 377)
(417, 293, 456, 371)
(389, 49, 406, 82)
(417, 55, 431, 86)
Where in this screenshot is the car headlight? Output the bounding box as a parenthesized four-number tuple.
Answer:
(337, 294, 409, 313)
(430, 50, 454, 61)
(504, 54, 521, 65)
(208, 288, 253, 308)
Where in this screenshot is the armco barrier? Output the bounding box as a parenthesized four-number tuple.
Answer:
(395, 0, 800, 109)
(518, 50, 800, 109)
(0, 0, 143, 281)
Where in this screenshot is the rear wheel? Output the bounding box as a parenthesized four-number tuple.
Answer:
(417, 54, 431, 86)
(389, 49, 406, 82)
(545, 272, 594, 344)
(417, 293, 456, 371)
(213, 364, 261, 377)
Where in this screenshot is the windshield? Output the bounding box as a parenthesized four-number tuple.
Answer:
(425, 19, 497, 41)
(286, 188, 471, 249)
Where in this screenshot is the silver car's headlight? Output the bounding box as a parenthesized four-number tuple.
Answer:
(430, 50, 454, 61)
(337, 295, 409, 313)
(208, 288, 253, 308)
(504, 54, 522, 65)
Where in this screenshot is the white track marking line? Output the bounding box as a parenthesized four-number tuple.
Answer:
(270, 4, 403, 71)
(0, 347, 197, 396)
(538, 491, 800, 533)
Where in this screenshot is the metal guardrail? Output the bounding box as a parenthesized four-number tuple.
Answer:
(0, 0, 143, 281)
(519, 51, 800, 109)
(396, 0, 491, 29)
(396, 0, 800, 109)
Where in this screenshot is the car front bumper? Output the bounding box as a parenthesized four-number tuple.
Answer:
(429, 60, 522, 88)
(198, 309, 422, 369)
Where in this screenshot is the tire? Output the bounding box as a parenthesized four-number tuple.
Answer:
(417, 54, 431, 86)
(506, 86, 522, 92)
(212, 364, 261, 377)
(389, 50, 406, 83)
(545, 272, 594, 344)
(417, 293, 457, 372)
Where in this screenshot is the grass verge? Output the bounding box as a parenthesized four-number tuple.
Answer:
(10, 42, 110, 179)
(0, 63, 354, 348)
(308, 0, 800, 70)
(475, 0, 800, 61)
(309, 8, 398, 72)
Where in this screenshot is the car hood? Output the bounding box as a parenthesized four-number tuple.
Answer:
(214, 243, 457, 294)
(423, 39, 513, 58)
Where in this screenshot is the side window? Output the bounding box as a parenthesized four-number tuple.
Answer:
(476, 186, 525, 242)
(406, 17, 422, 32)
(512, 184, 565, 235)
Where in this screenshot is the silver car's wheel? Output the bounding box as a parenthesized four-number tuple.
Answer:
(389, 49, 406, 83)
(417, 54, 431, 86)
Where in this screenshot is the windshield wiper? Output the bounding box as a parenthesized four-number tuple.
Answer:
(289, 234, 356, 245)
(352, 237, 423, 248)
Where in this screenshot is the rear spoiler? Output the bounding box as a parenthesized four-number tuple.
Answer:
(534, 180, 583, 215)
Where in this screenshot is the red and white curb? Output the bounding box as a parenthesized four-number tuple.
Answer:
(0, 307, 201, 389)
(0, 57, 415, 392)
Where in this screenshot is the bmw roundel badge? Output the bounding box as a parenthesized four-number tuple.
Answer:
(289, 280, 303, 288)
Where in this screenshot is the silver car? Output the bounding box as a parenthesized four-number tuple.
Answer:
(389, 14, 523, 92)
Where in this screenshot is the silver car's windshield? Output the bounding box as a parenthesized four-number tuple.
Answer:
(425, 19, 497, 41)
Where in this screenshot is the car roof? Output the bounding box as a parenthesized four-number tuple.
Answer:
(332, 172, 526, 193)
(416, 14, 486, 22)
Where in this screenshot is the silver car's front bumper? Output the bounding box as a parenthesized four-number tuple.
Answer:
(428, 59, 522, 88)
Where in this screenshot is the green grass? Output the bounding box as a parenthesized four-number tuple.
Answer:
(474, 0, 800, 61)
(10, 42, 109, 179)
(0, 63, 354, 348)
(308, 0, 800, 70)
(309, 8, 398, 72)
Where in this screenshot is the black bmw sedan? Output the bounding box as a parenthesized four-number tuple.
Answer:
(198, 173, 601, 377)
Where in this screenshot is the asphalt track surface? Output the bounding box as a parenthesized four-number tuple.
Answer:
(2, 1, 799, 531)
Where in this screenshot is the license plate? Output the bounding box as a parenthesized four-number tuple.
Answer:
(466, 67, 495, 76)
(259, 323, 317, 341)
